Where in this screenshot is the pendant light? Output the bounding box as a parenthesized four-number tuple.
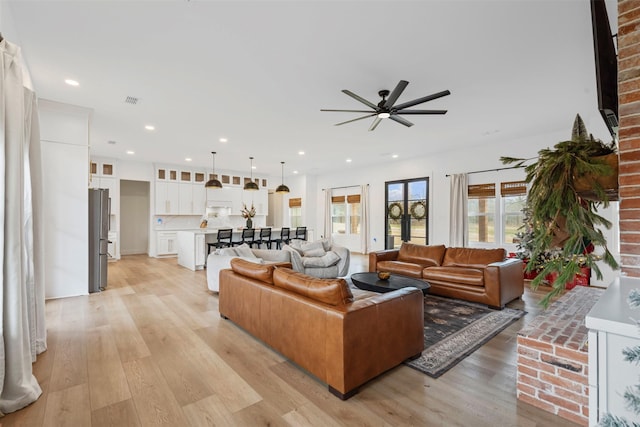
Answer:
(205, 151, 223, 189)
(244, 156, 259, 191)
(275, 161, 290, 193)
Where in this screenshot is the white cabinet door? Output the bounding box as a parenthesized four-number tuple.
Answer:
(192, 184, 206, 215)
(156, 181, 180, 215)
(99, 177, 119, 214)
(195, 234, 206, 267)
(179, 183, 193, 215)
(254, 189, 268, 215)
(157, 232, 177, 255)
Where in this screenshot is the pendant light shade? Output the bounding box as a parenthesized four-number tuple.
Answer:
(275, 161, 290, 193)
(244, 156, 259, 191)
(205, 151, 223, 189)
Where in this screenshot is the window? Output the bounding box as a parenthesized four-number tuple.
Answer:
(330, 192, 360, 236)
(501, 181, 527, 244)
(289, 198, 302, 227)
(468, 184, 496, 243)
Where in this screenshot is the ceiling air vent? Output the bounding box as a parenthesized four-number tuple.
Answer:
(124, 96, 139, 105)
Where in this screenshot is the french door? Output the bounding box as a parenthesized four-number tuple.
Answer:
(385, 178, 429, 249)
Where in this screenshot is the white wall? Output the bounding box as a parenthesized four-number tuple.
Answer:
(39, 99, 91, 299)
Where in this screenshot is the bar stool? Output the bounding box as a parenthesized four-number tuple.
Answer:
(233, 228, 257, 247)
(207, 228, 233, 255)
(255, 227, 272, 249)
(291, 226, 307, 241)
(273, 227, 290, 249)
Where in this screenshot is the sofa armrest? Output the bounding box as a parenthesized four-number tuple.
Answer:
(484, 258, 524, 308)
(330, 244, 351, 277)
(282, 246, 304, 272)
(368, 249, 400, 272)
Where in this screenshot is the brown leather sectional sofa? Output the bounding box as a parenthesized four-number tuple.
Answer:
(369, 243, 524, 309)
(219, 258, 424, 399)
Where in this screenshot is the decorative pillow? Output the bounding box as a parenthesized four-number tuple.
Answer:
(235, 243, 256, 258)
(300, 241, 325, 257)
(302, 250, 340, 268)
(318, 238, 332, 252)
(230, 258, 273, 284)
(218, 247, 238, 256)
(283, 243, 303, 255)
(273, 267, 353, 306)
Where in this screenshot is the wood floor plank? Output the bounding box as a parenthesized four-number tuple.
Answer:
(42, 383, 91, 427)
(122, 357, 188, 426)
(86, 325, 132, 410)
(0, 254, 583, 426)
(90, 399, 141, 427)
(181, 394, 235, 426)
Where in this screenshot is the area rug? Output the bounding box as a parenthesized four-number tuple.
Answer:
(404, 295, 525, 378)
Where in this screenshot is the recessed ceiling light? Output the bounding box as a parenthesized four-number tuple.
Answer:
(126, 150, 135, 155)
(219, 137, 228, 143)
(145, 125, 155, 131)
(185, 158, 192, 162)
(293, 170, 299, 174)
(392, 154, 399, 158)
(346, 158, 352, 163)
(252, 165, 256, 169)
(64, 79, 79, 86)
(298, 151, 305, 155)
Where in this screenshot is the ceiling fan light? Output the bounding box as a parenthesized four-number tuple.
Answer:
(378, 112, 390, 119)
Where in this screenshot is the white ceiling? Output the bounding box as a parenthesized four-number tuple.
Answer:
(7, 0, 616, 177)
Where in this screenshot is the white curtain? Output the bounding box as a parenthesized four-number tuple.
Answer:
(449, 173, 468, 247)
(360, 184, 370, 254)
(323, 189, 332, 244)
(0, 39, 46, 415)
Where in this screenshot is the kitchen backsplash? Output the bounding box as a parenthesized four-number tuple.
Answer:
(154, 214, 266, 230)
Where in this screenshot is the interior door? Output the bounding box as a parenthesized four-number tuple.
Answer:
(385, 178, 429, 249)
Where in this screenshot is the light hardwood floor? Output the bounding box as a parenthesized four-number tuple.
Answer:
(2, 253, 578, 426)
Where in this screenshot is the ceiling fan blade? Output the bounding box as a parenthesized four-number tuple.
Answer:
(384, 80, 409, 108)
(368, 117, 383, 131)
(334, 113, 377, 126)
(394, 90, 451, 110)
(342, 90, 378, 109)
(321, 109, 376, 113)
(395, 109, 448, 115)
(389, 115, 414, 127)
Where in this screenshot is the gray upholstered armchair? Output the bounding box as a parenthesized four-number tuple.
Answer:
(283, 239, 350, 278)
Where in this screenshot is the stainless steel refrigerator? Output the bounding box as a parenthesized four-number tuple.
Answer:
(89, 188, 110, 293)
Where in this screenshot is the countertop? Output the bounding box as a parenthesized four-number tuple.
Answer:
(586, 276, 640, 338)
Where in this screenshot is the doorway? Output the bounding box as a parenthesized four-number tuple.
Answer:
(385, 177, 429, 249)
(120, 180, 150, 255)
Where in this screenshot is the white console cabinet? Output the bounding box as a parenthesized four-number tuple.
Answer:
(586, 276, 640, 426)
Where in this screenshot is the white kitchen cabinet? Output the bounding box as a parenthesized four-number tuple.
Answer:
(96, 176, 119, 214)
(177, 231, 207, 270)
(179, 183, 193, 215)
(240, 189, 268, 215)
(156, 181, 180, 214)
(192, 184, 206, 215)
(586, 276, 640, 426)
(157, 231, 178, 256)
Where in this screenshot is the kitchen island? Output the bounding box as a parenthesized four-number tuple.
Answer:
(176, 228, 287, 271)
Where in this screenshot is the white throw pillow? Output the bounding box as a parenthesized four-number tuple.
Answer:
(318, 238, 332, 252)
(235, 244, 256, 258)
(302, 250, 340, 268)
(301, 241, 325, 257)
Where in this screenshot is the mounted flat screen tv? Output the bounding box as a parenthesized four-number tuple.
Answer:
(591, 0, 618, 139)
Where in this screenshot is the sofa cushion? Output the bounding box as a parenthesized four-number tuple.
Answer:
(235, 243, 257, 258)
(218, 247, 238, 256)
(397, 243, 446, 267)
(422, 266, 484, 287)
(302, 241, 326, 257)
(273, 268, 353, 306)
(302, 250, 340, 268)
(377, 260, 424, 278)
(230, 258, 276, 284)
(443, 247, 505, 268)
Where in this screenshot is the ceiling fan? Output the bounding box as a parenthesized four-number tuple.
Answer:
(321, 80, 450, 131)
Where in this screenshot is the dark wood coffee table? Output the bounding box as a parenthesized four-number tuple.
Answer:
(351, 272, 430, 295)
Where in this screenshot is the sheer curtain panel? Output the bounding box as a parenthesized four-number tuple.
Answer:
(360, 184, 370, 254)
(449, 173, 468, 247)
(0, 39, 46, 416)
(323, 189, 332, 244)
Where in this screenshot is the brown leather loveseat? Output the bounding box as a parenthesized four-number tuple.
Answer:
(219, 258, 424, 399)
(369, 243, 524, 309)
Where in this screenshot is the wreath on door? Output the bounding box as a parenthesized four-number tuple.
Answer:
(410, 200, 426, 220)
(388, 202, 403, 220)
